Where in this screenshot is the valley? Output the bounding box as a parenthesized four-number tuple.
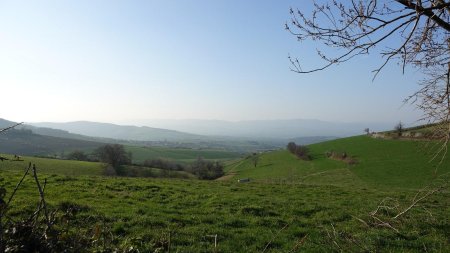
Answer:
(1, 124, 448, 251)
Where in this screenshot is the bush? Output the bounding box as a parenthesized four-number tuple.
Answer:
(188, 157, 224, 180)
(143, 158, 185, 171)
(287, 142, 297, 153)
(66, 150, 89, 161)
(325, 150, 357, 165)
(104, 165, 117, 176)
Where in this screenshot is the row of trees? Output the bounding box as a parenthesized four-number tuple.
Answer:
(365, 122, 405, 136)
(65, 144, 132, 167)
(66, 144, 224, 180)
(287, 142, 311, 160)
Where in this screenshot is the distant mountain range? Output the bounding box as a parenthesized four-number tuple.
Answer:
(28, 120, 336, 151)
(121, 119, 393, 138)
(31, 121, 205, 142)
(1, 117, 381, 155)
(0, 119, 275, 154)
(29, 119, 355, 142)
(0, 118, 102, 156)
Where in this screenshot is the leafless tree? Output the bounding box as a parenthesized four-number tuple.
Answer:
(251, 153, 259, 167)
(94, 144, 131, 169)
(395, 121, 404, 136)
(286, 0, 450, 157)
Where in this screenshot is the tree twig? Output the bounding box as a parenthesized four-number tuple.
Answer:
(32, 164, 51, 229)
(0, 122, 23, 134)
(4, 163, 32, 211)
(262, 222, 289, 253)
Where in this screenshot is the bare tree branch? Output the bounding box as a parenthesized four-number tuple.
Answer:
(288, 0, 450, 158)
(396, 0, 450, 31)
(0, 122, 23, 134)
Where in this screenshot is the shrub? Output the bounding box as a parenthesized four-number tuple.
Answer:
(325, 150, 357, 165)
(66, 150, 89, 161)
(143, 158, 185, 171)
(188, 157, 224, 180)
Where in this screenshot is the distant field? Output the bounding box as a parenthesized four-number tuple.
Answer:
(125, 145, 242, 164)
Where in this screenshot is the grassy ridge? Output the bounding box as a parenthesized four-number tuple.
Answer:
(227, 150, 346, 181)
(227, 136, 450, 189)
(309, 136, 450, 189)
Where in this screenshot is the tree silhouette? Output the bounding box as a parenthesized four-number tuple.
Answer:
(286, 0, 450, 154)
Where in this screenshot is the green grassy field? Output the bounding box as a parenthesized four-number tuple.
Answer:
(0, 154, 105, 176)
(0, 136, 449, 251)
(229, 136, 450, 190)
(0, 154, 196, 180)
(309, 136, 450, 189)
(125, 146, 242, 164)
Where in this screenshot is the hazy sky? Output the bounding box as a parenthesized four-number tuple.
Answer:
(0, 1, 423, 125)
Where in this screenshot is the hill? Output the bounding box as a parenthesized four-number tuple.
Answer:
(1, 119, 242, 162)
(31, 121, 205, 142)
(134, 118, 393, 138)
(0, 118, 106, 156)
(29, 120, 286, 152)
(226, 135, 450, 189)
(0, 128, 241, 164)
(0, 128, 103, 157)
(18, 124, 119, 143)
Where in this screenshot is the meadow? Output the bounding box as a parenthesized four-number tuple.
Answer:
(0, 154, 104, 176)
(230, 136, 450, 189)
(125, 146, 241, 164)
(0, 136, 449, 252)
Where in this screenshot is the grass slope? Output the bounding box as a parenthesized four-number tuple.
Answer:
(0, 154, 104, 176)
(226, 150, 351, 184)
(310, 136, 450, 189)
(227, 136, 450, 189)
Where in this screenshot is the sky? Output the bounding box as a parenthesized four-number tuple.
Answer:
(0, 1, 424, 126)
